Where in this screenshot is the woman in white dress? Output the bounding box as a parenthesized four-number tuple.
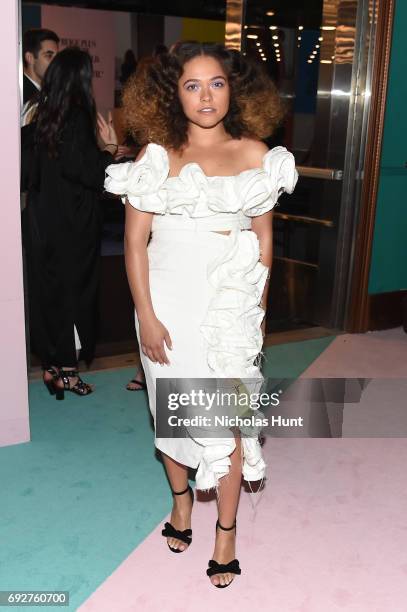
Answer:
(105, 42, 298, 588)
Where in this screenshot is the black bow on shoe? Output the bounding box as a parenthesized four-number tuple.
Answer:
(162, 522, 192, 546)
(206, 558, 242, 577)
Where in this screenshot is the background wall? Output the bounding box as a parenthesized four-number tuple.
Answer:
(368, 0, 407, 294)
(42, 5, 115, 115)
(164, 15, 182, 48)
(0, 0, 30, 447)
(21, 5, 225, 114)
(181, 17, 225, 42)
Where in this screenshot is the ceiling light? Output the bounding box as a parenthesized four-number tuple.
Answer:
(297, 36, 301, 40)
(274, 43, 279, 47)
(331, 55, 335, 59)
(318, 37, 323, 41)
(272, 35, 278, 40)
(259, 48, 263, 52)
(262, 57, 267, 61)
(269, 26, 278, 30)
(298, 26, 303, 30)
(244, 25, 248, 29)
(321, 26, 336, 30)
(315, 44, 320, 48)
(256, 42, 260, 46)
(307, 60, 312, 63)
(247, 34, 258, 39)
(266, 11, 274, 16)
(321, 60, 332, 64)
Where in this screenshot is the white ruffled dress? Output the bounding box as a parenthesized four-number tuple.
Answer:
(104, 143, 298, 492)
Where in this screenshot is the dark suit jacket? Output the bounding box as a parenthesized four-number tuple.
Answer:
(23, 74, 40, 104)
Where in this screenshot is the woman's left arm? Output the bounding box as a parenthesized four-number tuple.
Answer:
(251, 210, 273, 337)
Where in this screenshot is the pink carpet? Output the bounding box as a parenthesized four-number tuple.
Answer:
(79, 328, 407, 611)
(302, 327, 407, 378)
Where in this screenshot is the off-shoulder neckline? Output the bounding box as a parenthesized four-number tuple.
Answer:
(146, 142, 283, 180)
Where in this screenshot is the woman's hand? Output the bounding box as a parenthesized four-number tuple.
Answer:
(139, 313, 173, 365)
(115, 144, 137, 160)
(97, 111, 118, 148)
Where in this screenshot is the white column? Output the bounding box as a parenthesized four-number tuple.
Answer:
(0, 0, 30, 447)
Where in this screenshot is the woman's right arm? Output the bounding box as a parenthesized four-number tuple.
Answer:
(124, 201, 173, 365)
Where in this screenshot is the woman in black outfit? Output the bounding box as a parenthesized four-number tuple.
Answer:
(21, 46, 118, 399)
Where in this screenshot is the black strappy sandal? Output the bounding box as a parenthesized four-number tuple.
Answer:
(126, 376, 147, 391)
(43, 366, 60, 396)
(206, 520, 241, 588)
(55, 369, 93, 400)
(161, 484, 194, 553)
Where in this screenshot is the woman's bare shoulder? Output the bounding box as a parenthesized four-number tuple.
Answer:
(234, 137, 269, 167)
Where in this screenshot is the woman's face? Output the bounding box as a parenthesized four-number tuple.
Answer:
(178, 55, 230, 129)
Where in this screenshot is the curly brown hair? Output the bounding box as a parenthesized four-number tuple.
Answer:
(122, 41, 287, 149)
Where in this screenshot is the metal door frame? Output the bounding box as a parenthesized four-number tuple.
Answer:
(346, 0, 396, 331)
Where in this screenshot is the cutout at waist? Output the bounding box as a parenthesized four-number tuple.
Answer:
(211, 229, 251, 235)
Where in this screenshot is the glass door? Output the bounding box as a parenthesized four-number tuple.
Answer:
(239, 0, 368, 334)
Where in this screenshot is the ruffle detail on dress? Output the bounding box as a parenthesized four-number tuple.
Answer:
(195, 438, 235, 491)
(241, 437, 267, 483)
(194, 436, 266, 491)
(104, 143, 298, 220)
(104, 143, 169, 212)
(199, 229, 269, 379)
(237, 146, 299, 217)
(165, 165, 239, 217)
(193, 229, 269, 491)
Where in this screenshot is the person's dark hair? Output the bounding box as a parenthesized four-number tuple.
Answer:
(122, 40, 286, 150)
(152, 43, 168, 57)
(23, 28, 59, 67)
(33, 46, 96, 158)
(120, 49, 137, 85)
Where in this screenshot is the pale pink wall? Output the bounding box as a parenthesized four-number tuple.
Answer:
(42, 6, 115, 116)
(0, 0, 30, 446)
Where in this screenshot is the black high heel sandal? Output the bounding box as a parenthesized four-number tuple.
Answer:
(55, 369, 93, 401)
(161, 484, 194, 553)
(206, 520, 241, 588)
(42, 366, 60, 396)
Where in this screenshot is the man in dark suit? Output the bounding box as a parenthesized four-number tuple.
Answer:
(23, 29, 59, 105)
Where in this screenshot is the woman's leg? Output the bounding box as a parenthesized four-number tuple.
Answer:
(210, 434, 242, 587)
(126, 366, 146, 391)
(161, 452, 193, 552)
